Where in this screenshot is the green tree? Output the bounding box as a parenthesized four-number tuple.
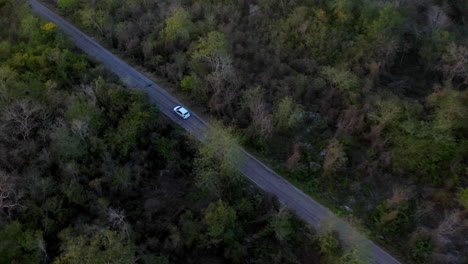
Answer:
(323, 139, 348, 174)
(109, 100, 151, 157)
(51, 126, 87, 161)
(153, 137, 177, 160)
(338, 250, 364, 264)
(65, 102, 101, 131)
(178, 210, 202, 248)
(57, 0, 79, 13)
(456, 188, 468, 209)
(316, 229, 342, 258)
(194, 124, 243, 196)
(54, 228, 135, 264)
(0, 221, 43, 264)
(320, 66, 360, 93)
(0, 41, 12, 61)
(160, 9, 195, 42)
(410, 236, 432, 264)
(193, 31, 229, 59)
(110, 166, 133, 192)
(273, 96, 304, 131)
(79, 8, 107, 36)
(203, 199, 238, 247)
(180, 73, 206, 99)
(366, 6, 403, 39)
(391, 120, 458, 184)
(427, 89, 467, 133)
(191, 31, 233, 87)
(269, 208, 293, 242)
(368, 99, 403, 127)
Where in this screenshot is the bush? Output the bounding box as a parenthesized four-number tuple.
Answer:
(410, 237, 433, 264)
(456, 188, 468, 209)
(57, 0, 79, 13)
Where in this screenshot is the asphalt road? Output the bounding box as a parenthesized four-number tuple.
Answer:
(29, 1, 403, 263)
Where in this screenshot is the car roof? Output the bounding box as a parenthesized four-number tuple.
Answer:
(179, 107, 188, 114)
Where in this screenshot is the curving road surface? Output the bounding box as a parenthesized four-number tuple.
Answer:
(29, 1, 403, 263)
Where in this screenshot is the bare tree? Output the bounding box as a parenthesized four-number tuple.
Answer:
(0, 170, 21, 216)
(108, 207, 129, 238)
(243, 86, 273, 139)
(82, 83, 97, 106)
(200, 54, 235, 80)
(286, 143, 301, 172)
(70, 119, 90, 140)
(323, 139, 348, 174)
(427, 5, 451, 33)
(250, 103, 273, 139)
(432, 210, 466, 248)
(37, 236, 48, 261)
(0, 99, 46, 140)
(439, 43, 468, 84)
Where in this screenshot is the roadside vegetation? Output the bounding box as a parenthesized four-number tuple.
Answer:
(0, 1, 367, 263)
(44, 0, 468, 263)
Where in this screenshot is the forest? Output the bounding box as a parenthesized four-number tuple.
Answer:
(1, 0, 467, 263)
(43, 0, 467, 263)
(0, 1, 368, 264)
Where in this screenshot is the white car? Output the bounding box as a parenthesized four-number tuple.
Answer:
(173, 106, 191, 119)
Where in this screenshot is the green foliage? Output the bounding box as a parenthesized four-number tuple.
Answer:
(4, 0, 467, 263)
(0, 41, 12, 61)
(19, 13, 41, 40)
(178, 210, 202, 247)
(391, 128, 458, 184)
(110, 166, 133, 192)
(269, 208, 294, 242)
(57, 0, 79, 13)
(65, 102, 101, 130)
(368, 99, 403, 126)
(109, 99, 151, 157)
(180, 73, 206, 99)
(0, 4, 336, 264)
(409, 236, 432, 264)
(97, 84, 130, 122)
(366, 6, 404, 39)
(51, 127, 87, 161)
(456, 188, 468, 209)
(194, 124, 244, 196)
(153, 137, 176, 160)
(62, 180, 86, 205)
(320, 66, 360, 92)
(0, 221, 43, 264)
(203, 199, 238, 247)
(369, 92, 465, 185)
(427, 89, 467, 133)
(323, 139, 348, 175)
(141, 255, 170, 264)
(160, 9, 195, 42)
(54, 229, 135, 264)
(420, 30, 456, 62)
(193, 31, 229, 59)
(374, 203, 412, 241)
(273, 96, 304, 130)
(78, 8, 107, 35)
(338, 250, 364, 264)
(316, 229, 342, 256)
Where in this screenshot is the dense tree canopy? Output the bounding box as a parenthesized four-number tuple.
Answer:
(49, 0, 467, 262)
(0, 1, 365, 264)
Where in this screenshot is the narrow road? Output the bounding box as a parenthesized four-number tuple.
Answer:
(29, 1, 403, 263)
